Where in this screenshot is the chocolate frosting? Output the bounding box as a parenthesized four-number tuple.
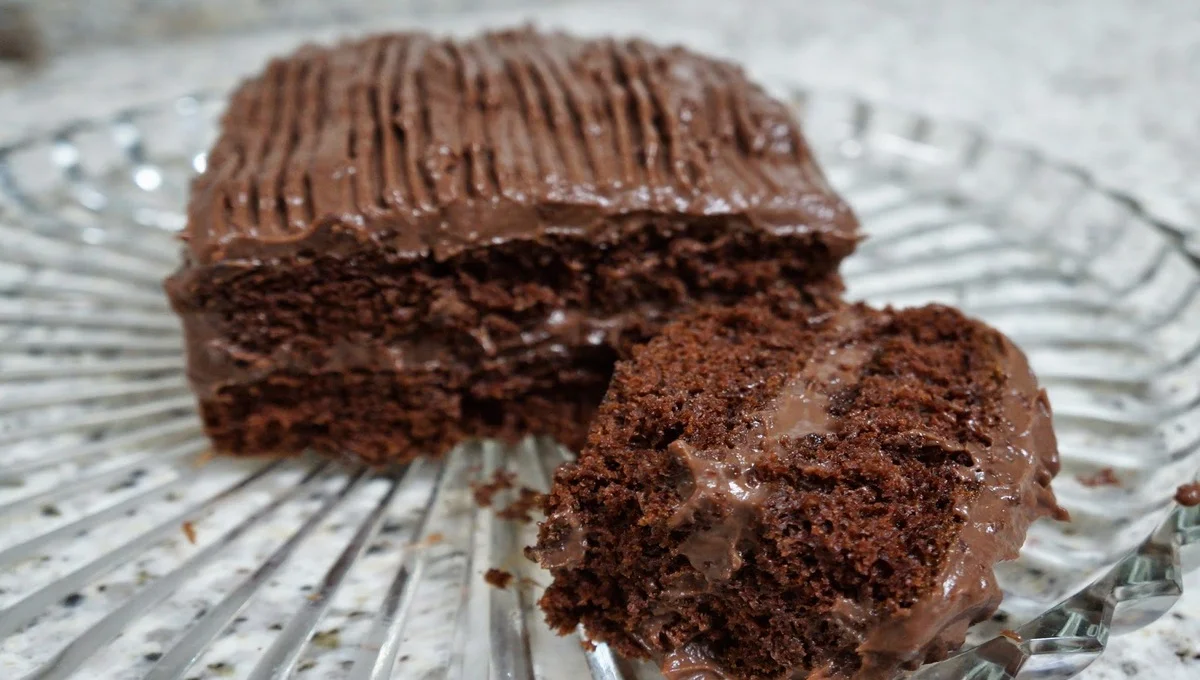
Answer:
(181, 29, 857, 268)
(534, 507, 587, 570)
(660, 644, 734, 680)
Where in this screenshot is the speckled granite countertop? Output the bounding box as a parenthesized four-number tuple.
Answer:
(0, 0, 1196, 677)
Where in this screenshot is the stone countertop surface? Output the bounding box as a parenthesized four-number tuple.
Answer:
(0, 0, 1196, 677)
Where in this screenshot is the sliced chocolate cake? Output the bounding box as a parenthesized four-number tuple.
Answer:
(166, 29, 858, 465)
(530, 300, 1066, 679)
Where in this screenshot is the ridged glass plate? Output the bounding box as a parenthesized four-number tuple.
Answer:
(0, 89, 1197, 680)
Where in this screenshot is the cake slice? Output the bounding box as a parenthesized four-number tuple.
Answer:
(530, 300, 1066, 679)
(165, 29, 858, 465)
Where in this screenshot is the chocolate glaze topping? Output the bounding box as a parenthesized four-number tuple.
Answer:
(184, 29, 857, 268)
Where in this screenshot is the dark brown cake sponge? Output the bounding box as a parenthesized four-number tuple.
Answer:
(530, 301, 1065, 679)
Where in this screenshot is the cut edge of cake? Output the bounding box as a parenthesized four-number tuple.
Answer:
(530, 300, 1066, 679)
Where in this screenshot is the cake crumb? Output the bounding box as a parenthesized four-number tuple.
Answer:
(191, 449, 216, 469)
(0, 4, 43, 63)
(181, 521, 197, 544)
(497, 487, 545, 523)
(1077, 467, 1120, 487)
(485, 568, 514, 589)
(1175, 482, 1200, 507)
(311, 628, 340, 649)
(425, 532, 445, 545)
(580, 638, 597, 652)
(471, 470, 516, 507)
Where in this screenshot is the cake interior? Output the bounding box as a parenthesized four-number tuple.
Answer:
(532, 302, 1062, 678)
(172, 216, 847, 464)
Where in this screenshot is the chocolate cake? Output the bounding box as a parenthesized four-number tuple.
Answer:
(530, 301, 1066, 679)
(165, 29, 859, 465)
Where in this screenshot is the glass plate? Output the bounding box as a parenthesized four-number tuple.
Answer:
(0, 89, 1197, 680)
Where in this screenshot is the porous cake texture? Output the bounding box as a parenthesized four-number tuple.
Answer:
(530, 300, 1066, 679)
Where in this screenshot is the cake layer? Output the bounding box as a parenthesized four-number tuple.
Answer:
(200, 373, 608, 466)
(177, 298, 661, 399)
(530, 302, 1066, 679)
(198, 342, 616, 464)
